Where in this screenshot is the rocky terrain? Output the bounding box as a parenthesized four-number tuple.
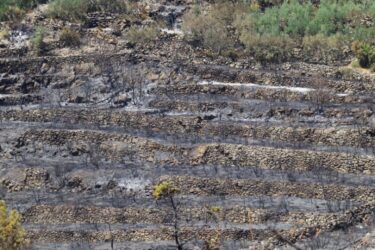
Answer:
(1, 0, 375, 249)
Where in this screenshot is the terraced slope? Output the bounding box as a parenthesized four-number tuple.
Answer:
(1, 48, 375, 249)
(1, 2, 375, 250)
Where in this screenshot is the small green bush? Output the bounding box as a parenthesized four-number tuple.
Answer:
(30, 27, 45, 56)
(252, 0, 313, 37)
(152, 181, 179, 200)
(236, 0, 375, 39)
(59, 28, 81, 47)
(349, 27, 375, 42)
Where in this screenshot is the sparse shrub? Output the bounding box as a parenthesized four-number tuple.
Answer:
(59, 28, 81, 47)
(337, 67, 356, 80)
(0, 200, 27, 250)
(47, 0, 89, 21)
(351, 60, 361, 69)
(30, 27, 46, 56)
(126, 25, 159, 45)
(308, 79, 331, 112)
(201, 19, 233, 54)
(182, 2, 238, 54)
(209, 1, 247, 26)
(181, 10, 207, 47)
(88, 0, 128, 13)
(302, 34, 348, 63)
(47, 0, 128, 21)
(239, 33, 296, 63)
(222, 49, 240, 61)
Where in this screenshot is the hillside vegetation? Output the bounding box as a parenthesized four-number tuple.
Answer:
(183, 0, 375, 66)
(1, 0, 375, 67)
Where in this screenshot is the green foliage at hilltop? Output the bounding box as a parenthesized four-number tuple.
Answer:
(238, 0, 375, 63)
(240, 0, 375, 39)
(0, 0, 47, 21)
(183, 0, 375, 64)
(0, 0, 129, 22)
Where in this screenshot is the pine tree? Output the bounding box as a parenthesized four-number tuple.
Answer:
(0, 201, 27, 250)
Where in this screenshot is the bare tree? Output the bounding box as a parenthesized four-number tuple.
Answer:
(119, 65, 147, 106)
(153, 181, 184, 250)
(308, 78, 331, 113)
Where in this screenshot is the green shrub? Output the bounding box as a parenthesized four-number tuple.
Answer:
(0, 5, 25, 21)
(30, 27, 45, 56)
(235, 0, 375, 38)
(59, 28, 81, 47)
(231, 0, 375, 64)
(349, 27, 375, 42)
(252, 0, 313, 37)
(352, 41, 375, 68)
(306, 1, 358, 36)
